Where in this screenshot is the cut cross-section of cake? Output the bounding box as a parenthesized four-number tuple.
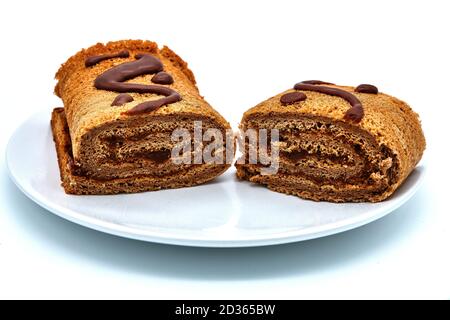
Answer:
(236, 81, 425, 202)
(52, 40, 232, 195)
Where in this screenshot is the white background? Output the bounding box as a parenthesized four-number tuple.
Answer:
(1, 0, 449, 299)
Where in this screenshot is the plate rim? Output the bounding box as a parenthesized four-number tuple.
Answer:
(5, 111, 426, 248)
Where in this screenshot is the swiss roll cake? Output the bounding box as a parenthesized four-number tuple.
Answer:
(52, 40, 232, 194)
(236, 81, 425, 202)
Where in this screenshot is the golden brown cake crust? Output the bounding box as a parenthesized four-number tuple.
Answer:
(237, 83, 426, 202)
(55, 40, 197, 94)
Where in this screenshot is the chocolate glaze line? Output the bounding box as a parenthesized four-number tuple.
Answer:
(93, 54, 181, 115)
(94, 54, 163, 92)
(355, 84, 378, 94)
(124, 93, 181, 115)
(294, 82, 364, 123)
(85, 50, 130, 67)
(301, 80, 335, 85)
(280, 91, 307, 105)
(151, 72, 174, 85)
(111, 93, 134, 106)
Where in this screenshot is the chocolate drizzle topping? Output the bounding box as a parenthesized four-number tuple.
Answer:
(111, 93, 134, 106)
(355, 84, 378, 94)
(151, 72, 174, 85)
(300, 80, 335, 85)
(85, 50, 130, 67)
(93, 53, 181, 115)
(294, 82, 364, 123)
(280, 92, 307, 105)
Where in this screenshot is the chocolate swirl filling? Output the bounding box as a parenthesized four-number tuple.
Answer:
(92, 53, 181, 115)
(293, 82, 364, 123)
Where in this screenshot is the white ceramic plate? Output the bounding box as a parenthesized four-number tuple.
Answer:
(6, 111, 425, 247)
